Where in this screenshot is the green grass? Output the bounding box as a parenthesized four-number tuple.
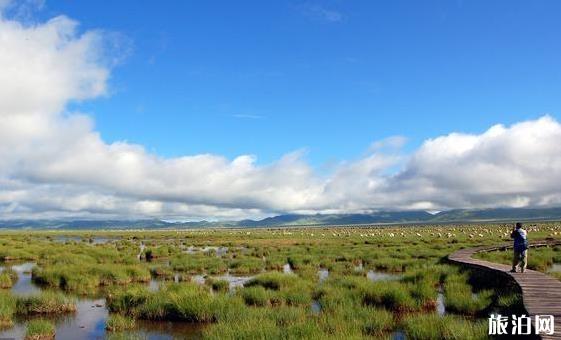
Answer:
(107, 283, 245, 322)
(245, 272, 303, 291)
(401, 314, 487, 340)
(16, 291, 76, 314)
(228, 257, 264, 274)
(171, 255, 227, 275)
(240, 286, 272, 306)
(32, 263, 150, 293)
(25, 319, 55, 340)
(0, 271, 14, 289)
(206, 278, 230, 292)
(0, 291, 16, 329)
(106, 314, 135, 331)
(443, 273, 493, 315)
(361, 280, 418, 312)
(0, 224, 559, 338)
(150, 266, 174, 279)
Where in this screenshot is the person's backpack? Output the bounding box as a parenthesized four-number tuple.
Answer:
(522, 237, 529, 250)
(517, 229, 529, 250)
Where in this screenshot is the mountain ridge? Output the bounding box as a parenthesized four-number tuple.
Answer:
(2, 207, 561, 229)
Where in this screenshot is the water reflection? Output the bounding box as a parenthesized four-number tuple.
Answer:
(192, 275, 206, 285)
(183, 246, 228, 257)
(0, 298, 108, 340)
(53, 236, 114, 245)
(0, 262, 40, 296)
(436, 285, 446, 316)
(318, 269, 329, 282)
(0, 293, 206, 340)
(311, 300, 321, 314)
(213, 273, 253, 290)
(283, 263, 294, 274)
(391, 329, 406, 340)
(133, 320, 206, 339)
(366, 270, 401, 282)
(549, 263, 561, 273)
(354, 261, 364, 272)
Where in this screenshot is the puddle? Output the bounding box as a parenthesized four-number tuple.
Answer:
(202, 247, 228, 257)
(53, 236, 82, 243)
(366, 270, 401, 282)
(354, 261, 364, 272)
(311, 300, 321, 314)
(318, 269, 329, 282)
(0, 261, 205, 339)
(138, 242, 146, 260)
(549, 263, 561, 273)
(53, 236, 114, 245)
(436, 285, 446, 316)
(0, 297, 205, 340)
(133, 320, 206, 339)
(192, 275, 206, 285)
(184, 246, 228, 257)
(0, 262, 41, 295)
(148, 279, 161, 292)
(0, 298, 108, 340)
(283, 263, 294, 274)
(186, 272, 254, 291)
(212, 273, 254, 290)
(391, 330, 407, 340)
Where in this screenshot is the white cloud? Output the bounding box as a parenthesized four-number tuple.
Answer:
(298, 4, 343, 23)
(394, 116, 561, 209)
(1, 8, 561, 220)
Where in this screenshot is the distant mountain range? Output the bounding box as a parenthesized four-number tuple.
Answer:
(2, 207, 561, 230)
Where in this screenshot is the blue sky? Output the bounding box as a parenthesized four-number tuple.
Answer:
(2, 0, 561, 220)
(42, 0, 561, 166)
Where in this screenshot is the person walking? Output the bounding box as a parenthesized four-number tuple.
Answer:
(510, 222, 528, 273)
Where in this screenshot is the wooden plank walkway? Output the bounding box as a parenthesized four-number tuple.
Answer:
(448, 241, 561, 339)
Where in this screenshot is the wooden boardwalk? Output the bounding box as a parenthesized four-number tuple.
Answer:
(448, 241, 561, 339)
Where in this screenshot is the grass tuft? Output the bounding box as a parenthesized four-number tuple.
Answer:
(25, 319, 55, 340)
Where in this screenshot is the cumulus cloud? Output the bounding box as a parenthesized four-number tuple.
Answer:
(1, 7, 561, 220)
(394, 116, 561, 209)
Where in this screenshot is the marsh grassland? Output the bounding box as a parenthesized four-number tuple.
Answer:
(0, 223, 560, 339)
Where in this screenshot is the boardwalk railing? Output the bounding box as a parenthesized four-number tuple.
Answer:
(448, 240, 561, 340)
